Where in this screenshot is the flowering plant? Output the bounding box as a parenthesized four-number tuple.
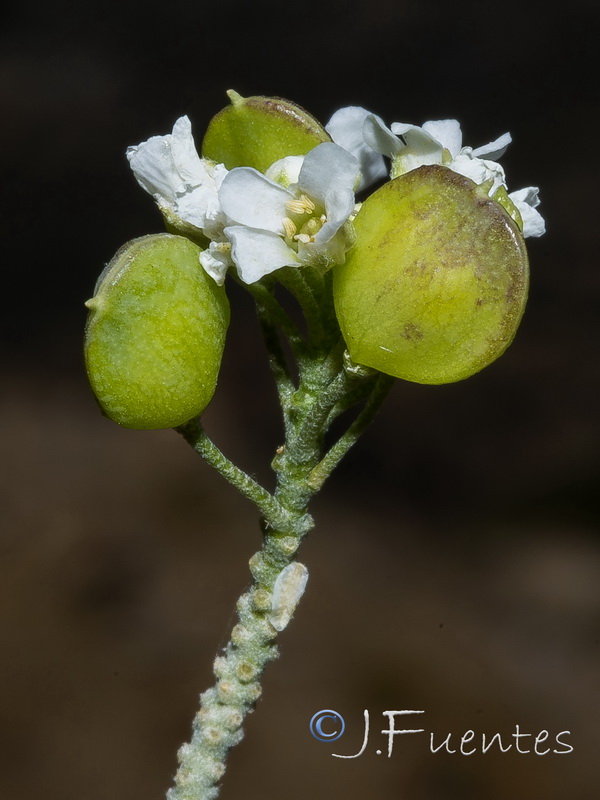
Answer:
(84, 91, 544, 799)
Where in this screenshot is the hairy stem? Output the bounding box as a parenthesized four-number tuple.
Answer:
(307, 373, 394, 491)
(168, 275, 387, 800)
(166, 515, 309, 800)
(176, 421, 301, 530)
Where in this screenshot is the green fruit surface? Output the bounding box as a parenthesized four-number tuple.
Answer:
(202, 91, 330, 172)
(84, 234, 229, 429)
(333, 166, 529, 384)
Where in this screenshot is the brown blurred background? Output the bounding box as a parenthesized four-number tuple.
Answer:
(1, 1, 599, 798)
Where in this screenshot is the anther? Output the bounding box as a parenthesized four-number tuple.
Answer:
(285, 194, 316, 215)
(294, 233, 312, 244)
(282, 217, 297, 239)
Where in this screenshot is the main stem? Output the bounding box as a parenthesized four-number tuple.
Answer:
(168, 276, 391, 800)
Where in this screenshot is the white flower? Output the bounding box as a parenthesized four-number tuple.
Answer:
(371, 116, 544, 237)
(363, 115, 512, 193)
(126, 121, 361, 285)
(126, 116, 229, 240)
(216, 142, 360, 284)
(328, 108, 545, 237)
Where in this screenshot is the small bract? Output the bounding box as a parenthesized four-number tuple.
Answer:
(269, 562, 309, 632)
(202, 90, 330, 173)
(333, 166, 529, 385)
(84, 234, 230, 429)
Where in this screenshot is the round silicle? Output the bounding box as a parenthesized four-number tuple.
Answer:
(84, 233, 230, 429)
(333, 166, 529, 385)
(202, 91, 330, 173)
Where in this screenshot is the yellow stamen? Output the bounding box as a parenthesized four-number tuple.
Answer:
(294, 233, 312, 244)
(285, 194, 316, 215)
(282, 217, 297, 239)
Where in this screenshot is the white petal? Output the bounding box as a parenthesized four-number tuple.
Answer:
(176, 180, 223, 231)
(297, 143, 359, 206)
(422, 119, 463, 157)
(472, 131, 512, 160)
(519, 205, 546, 238)
(225, 226, 299, 283)
(317, 188, 355, 243)
(509, 186, 541, 208)
(325, 106, 387, 190)
(298, 232, 347, 268)
(363, 114, 403, 159)
(127, 140, 178, 204)
(450, 152, 507, 195)
(393, 151, 438, 174)
(449, 153, 491, 184)
(390, 121, 445, 162)
(126, 115, 204, 204)
(509, 187, 546, 237)
(219, 168, 292, 234)
(199, 241, 233, 286)
(325, 106, 366, 150)
(169, 116, 208, 184)
(266, 156, 304, 187)
(127, 117, 231, 240)
(209, 162, 229, 191)
(356, 151, 389, 191)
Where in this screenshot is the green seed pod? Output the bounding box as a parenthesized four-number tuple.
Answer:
(202, 90, 330, 173)
(333, 166, 529, 385)
(84, 233, 229, 429)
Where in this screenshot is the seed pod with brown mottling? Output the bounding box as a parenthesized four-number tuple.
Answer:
(333, 165, 529, 385)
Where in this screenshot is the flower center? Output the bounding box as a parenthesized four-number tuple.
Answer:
(282, 194, 325, 247)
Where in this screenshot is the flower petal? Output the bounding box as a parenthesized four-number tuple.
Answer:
(297, 143, 360, 206)
(176, 163, 228, 233)
(422, 119, 463, 157)
(219, 168, 292, 234)
(325, 106, 387, 190)
(225, 225, 299, 283)
(168, 116, 208, 184)
(298, 232, 347, 269)
(199, 241, 233, 286)
(450, 152, 507, 195)
(317, 188, 355, 244)
(363, 114, 403, 159)
(126, 115, 204, 204)
(509, 187, 546, 237)
(472, 131, 512, 160)
(390, 121, 445, 163)
(266, 156, 304, 188)
(127, 117, 230, 236)
(509, 186, 540, 208)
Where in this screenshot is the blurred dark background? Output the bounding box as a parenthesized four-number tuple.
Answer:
(1, 1, 599, 798)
